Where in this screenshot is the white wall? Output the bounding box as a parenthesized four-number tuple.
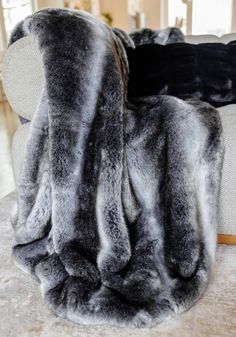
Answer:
(0, 0, 7, 49)
(35, 0, 164, 31)
(142, 0, 161, 29)
(100, 0, 163, 31)
(232, 0, 236, 32)
(100, 0, 129, 31)
(37, 0, 64, 10)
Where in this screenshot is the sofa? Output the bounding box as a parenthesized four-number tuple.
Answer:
(185, 33, 236, 241)
(1, 32, 236, 336)
(2, 32, 236, 239)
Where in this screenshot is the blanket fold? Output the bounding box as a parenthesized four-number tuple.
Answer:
(10, 9, 224, 328)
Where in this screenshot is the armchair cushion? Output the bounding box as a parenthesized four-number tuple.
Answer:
(2, 36, 43, 121)
(218, 104, 236, 235)
(11, 123, 30, 184)
(185, 33, 236, 45)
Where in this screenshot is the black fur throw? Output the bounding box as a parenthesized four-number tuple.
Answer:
(127, 42, 236, 107)
(10, 9, 224, 328)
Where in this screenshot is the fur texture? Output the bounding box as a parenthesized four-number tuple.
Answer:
(127, 41, 236, 107)
(129, 27, 184, 47)
(10, 9, 224, 328)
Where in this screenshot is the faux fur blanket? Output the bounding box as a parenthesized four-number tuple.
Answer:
(10, 9, 224, 328)
(129, 27, 184, 47)
(127, 41, 236, 107)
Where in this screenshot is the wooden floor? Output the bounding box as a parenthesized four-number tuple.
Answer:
(0, 100, 19, 199)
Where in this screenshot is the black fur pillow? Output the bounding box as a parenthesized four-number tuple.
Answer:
(127, 41, 236, 107)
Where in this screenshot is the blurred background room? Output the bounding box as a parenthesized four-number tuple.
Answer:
(1, 0, 236, 199)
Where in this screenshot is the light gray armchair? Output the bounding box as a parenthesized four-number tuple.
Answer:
(2, 34, 236, 239)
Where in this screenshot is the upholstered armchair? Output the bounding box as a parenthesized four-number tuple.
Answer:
(2, 33, 236, 241)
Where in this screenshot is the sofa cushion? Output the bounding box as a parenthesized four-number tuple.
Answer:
(127, 41, 236, 108)
(185, 33, 236, 45)
(2, 36, 44, 121)
(220, 33, 236, 44)
(11, 122, 30, 184)
(185, 34, 220, 44)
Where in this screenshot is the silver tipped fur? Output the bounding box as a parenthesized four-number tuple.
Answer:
(11, 9, 224, 328)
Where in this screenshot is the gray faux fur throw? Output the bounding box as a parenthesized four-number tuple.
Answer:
(10, 9, 224, 328)
(129, 27, 184, 47)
